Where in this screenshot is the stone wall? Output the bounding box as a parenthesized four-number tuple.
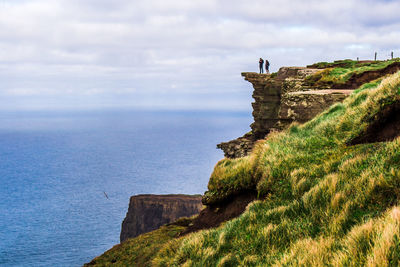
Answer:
(120, 194, 203, 242)
(218, 67, 352, 158)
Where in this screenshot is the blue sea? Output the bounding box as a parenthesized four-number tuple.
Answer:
(0, 110, 251, 266)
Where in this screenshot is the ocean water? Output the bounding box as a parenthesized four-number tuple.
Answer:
(0, 110, 251, 267)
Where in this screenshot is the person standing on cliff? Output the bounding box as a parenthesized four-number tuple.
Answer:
(259, 58, 264, 74)
(265, 59, 270, 74)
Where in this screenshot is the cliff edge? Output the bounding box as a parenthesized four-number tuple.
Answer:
(120, 194, 203, 242)
(87, 59, 400, 267)
(218, 67, 351, 158)
(218, 60, 400, 158)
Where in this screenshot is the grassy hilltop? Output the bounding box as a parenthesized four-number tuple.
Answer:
(87, 60, 400, 266)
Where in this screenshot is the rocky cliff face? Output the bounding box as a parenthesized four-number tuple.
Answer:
(218, 67, 351, 158)
(120, 194, 203, 242)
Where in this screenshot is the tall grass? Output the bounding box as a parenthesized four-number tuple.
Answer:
(84, 224, 186, 266)
(154, 72, 400, 266)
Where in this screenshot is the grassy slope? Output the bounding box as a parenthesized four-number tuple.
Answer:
(154, 72, 400, 266)
(84, 224, 185, 266)
(305, 59, 400, 88)
(88, 63, 400, 266)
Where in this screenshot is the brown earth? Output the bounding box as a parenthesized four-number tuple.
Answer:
(179, 191, 257, 236)
(334, 62, 400, 89)
(350, 101, 400, 145)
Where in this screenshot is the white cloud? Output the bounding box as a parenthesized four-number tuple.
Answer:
(0, 0, 399, 110)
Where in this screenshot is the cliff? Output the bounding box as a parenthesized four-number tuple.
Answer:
(218, 60, 400, 159)
(120, 194, 203, 242)
(218, 67, 351, 158)
(87, 59, 400, 267)
(156, 62, 400, 266)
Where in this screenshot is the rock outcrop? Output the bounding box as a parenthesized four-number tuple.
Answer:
(216, 132, 255, 159)
(120, 194, 203, 242)
(218, 67, 352, 158)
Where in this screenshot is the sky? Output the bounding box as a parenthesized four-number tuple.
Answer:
(1, 0, 400, 111)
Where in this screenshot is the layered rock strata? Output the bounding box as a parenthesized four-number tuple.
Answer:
(120, 194, 203, 242)
(218, 67, 352, 158)
(216, 132, 255, 159)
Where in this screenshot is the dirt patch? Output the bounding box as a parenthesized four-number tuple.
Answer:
(350, 101, 400, 145)
(334, 62, 400, 89)
(179, 191, 257, 236)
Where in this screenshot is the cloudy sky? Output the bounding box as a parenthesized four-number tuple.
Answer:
(1, 0, 399, 111)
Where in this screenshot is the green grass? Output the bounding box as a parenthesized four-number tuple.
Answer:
(307, 59, 399, 69)
(307, 59, 353, 69)
(88, 70, 400, 267)
(153, 71, 400, 266)
(305, 59, 400, 88)
(84, 224, 186, 267)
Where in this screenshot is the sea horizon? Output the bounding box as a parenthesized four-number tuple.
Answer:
(0, 109, 252, 266)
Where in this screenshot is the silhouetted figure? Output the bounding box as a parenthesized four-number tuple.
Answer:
(265, 59, 270, 74)
(259, 58, 264, 73)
